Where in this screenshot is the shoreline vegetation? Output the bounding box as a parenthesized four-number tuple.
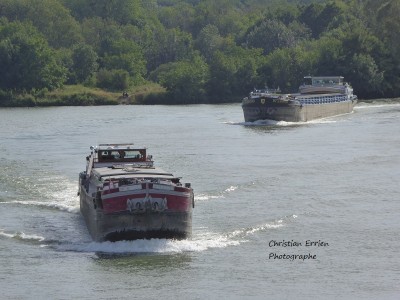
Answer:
(0, 83, 398, 108)
(1, 0, 400, 107)
(0, 83, 167, 107)
(0, 83, 245, 107)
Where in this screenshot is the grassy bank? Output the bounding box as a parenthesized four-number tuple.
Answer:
(0, 83, 168, 107)
(2, 85, 399, 107)
(357, 98, 400, 104)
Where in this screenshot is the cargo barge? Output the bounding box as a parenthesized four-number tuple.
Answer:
(242, 76, 357, 122)
(78, 143, 194, 242)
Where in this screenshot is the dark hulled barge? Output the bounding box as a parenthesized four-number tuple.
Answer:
(79, 143, 194, 242)
(242, 76, 357, 122)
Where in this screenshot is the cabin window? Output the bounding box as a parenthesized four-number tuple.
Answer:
(123, 150, 146, 160)
(304, 77, 312, 85)
(98, 149, 146, 162)
(311, 77, 340, 85)
(99, 150, 121, 161)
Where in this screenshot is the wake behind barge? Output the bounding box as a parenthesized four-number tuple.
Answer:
(242, 76, 357, 122)
(79, 143, 194, 242)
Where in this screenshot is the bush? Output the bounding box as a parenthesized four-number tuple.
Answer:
(71, 93, 117, 105)
(96, 69, 130, 91)
(0, 89, 37, 106)
(139, 92, 170, 104)
(0, 89, 11, 106)
(14, 94, 36, 107)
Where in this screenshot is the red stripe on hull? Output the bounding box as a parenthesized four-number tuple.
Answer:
(101, 193, 191, 214)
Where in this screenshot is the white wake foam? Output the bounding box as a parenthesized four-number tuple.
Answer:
(0, 229, 45, 242)
(1, 200, 79, 213)
(195, 194, 224, 201)
(224, 118, 336, 126)
(59, 234, 241, 254)
(38, 178, 79, 212)
(224, 120, 286, 126)
(355, 103, 400, 110)
(0, 172, 80, 213)
(227, 216, 297, 239)
(57, 215, 297, 254)
(195, 185, 238, 201)
(224, 186, 238, 192)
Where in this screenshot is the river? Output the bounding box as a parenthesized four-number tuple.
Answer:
(0, 101, 399, 299)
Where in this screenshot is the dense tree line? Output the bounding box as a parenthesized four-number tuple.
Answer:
(0, 0, 399, 105)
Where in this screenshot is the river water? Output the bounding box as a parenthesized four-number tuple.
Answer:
(0, 101, 399, 299)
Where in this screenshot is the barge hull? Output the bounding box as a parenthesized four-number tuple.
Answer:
(242, 100, 356, 122)
(80, 186, 192, 242)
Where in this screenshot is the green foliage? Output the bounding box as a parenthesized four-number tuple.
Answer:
(53, 93, 117, 106)
(0, 0, 83, 48)
(207, 42, 265, 100)
(262, 46, 312, 92)
(62, 0, 142, 24)
(144, 27, 194, 72)
(348, 53, 384, 96)
(0, 0, 400, 104)
(0, 21, 67, 92)
(158, 2, 196, 32)
(151, 53, 209, 103)
(70, 44, 99, 84)
(245, 19, 310, 55)
(81, 18, 125, 55)
(100, 39, 146, 85)
(96, 69, 131, 91)
(299, 1, 346, 38)
(194, 25, 224, 62)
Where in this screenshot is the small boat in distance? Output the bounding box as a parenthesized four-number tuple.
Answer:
(78, 143, 194, 242)
(242, 76, 357, 122)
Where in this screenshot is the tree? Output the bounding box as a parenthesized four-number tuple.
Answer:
(347, 53, 383, 97)
(261, 46, 316, 92)
(71, 44, 99, 84)
(207, 41, 264, 100)
(0, 0, 83, 48)
(144, 27, 194, 72)
(299, 1, 346, 38)
(359, 0, 400, 97)
(158, 2, 196, 32)
(81, 17, 124, 55)
(195, 25, 224, 62)
(321, 18, 387, 97)
(100, 39, 146, 85)
(62, 0, 143, 25)
(192, 0, 247, 37)
(0, 21, 66, 92)
(151, 53, 209, 103)
(245, 19, 310, 55)
(96, 69, 130, 91)
(0, 0, 399, 103)
(368, 0, 400, 58)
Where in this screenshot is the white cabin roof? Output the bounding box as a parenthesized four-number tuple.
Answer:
(92, 166, 175, 180)
(97, 143, 143, 150)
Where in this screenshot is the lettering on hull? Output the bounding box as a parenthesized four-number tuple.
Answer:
(126, 196, 168, 213)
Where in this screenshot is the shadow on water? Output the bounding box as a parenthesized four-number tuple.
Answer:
(92, 252, 192, 271)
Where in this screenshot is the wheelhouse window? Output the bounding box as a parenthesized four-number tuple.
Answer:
(98, 149, 146, 162)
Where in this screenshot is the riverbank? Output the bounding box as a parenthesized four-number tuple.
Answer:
(0, 83, 167, 107)
(358, 98, 400, 104)
(1, 84, 399, 107)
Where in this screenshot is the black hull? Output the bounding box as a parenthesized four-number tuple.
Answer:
(105, 229, 188, 242)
